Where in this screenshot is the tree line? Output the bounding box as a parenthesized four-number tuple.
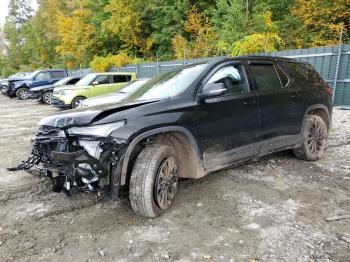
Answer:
(0, 0, 349, 76)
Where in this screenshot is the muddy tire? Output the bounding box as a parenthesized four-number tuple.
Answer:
(293, 115, 328, 161)
(42, 91, 53, 104)
(129, 144, 178, 217)
(71, 96, 85, 109)
(16, 87, 30, 100)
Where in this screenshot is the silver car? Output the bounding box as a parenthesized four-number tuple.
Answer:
(78, 78, 151, 108)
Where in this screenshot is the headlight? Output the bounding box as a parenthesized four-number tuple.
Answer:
(58, 90, 73, 95)
(67, 121, 125, 137)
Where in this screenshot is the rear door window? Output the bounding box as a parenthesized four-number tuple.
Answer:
(207, 64, 249, 95)
(50, 71, 66, 79)
(249, 64, 283, 90)
(112, 75, 131, 83)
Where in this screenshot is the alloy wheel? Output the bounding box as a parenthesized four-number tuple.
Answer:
(154, 157, 178, 210)
(19, 89, 29, 99)
(307, 122, 326, 154)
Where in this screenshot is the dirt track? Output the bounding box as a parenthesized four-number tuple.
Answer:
(0, 94, 349, 262)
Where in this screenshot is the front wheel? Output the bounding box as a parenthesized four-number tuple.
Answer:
(293, 115, 328, 161)
(16, 87, 30, 100)
(129, 144, 178, 217)
(42, 91, 53, 104)
(71, 96, 86, 109)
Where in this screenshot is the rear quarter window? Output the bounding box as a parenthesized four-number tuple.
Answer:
(283, 62, 324, 85)
(112, 75, 132, 83)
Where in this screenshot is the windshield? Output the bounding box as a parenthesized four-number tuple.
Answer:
(125, 63, 206, 102)
(75, 73, 97, 86)
(26, 71, 40, 79)
(118, 79, 150, 94)
(54, 77, 71, 86)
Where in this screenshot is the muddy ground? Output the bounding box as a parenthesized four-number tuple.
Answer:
(0, 94, 349, 262)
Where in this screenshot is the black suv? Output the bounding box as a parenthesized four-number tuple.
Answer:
(18, 56, 333, 217)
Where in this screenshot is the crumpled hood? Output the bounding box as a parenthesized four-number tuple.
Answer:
(8, 77, 30, 82)
(81, 93, 127, 107)
(37, 99, 160, 128)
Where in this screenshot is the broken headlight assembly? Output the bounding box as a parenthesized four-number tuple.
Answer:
(67, 120, 125, 137)
(9, 121, 128, 198)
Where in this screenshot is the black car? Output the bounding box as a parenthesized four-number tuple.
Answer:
(16, 56, 333, 217)
(29, 76, 81, 104)
(6, 69, 68, 99)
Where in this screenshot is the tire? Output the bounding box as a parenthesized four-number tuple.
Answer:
(129, 144, 179, 217)
(293, 115, 328, 161)
(71, 96, 86, 109)
(42, 91, 53, 105)
(1, 85, 7, 94)
(16, 87, 30, 100)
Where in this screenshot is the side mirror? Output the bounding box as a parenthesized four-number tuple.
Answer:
(92, 81, 99, 85)
(200, 83, 226, 100)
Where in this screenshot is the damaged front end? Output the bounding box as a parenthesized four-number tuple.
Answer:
(14, 121, 128, 199)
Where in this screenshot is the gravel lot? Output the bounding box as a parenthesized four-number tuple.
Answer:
(0, 94, 349, 262)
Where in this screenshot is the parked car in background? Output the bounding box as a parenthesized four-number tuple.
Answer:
(6, 69, 68, 99)
(1, 72, 30, 95)
(0, 78, 9, 94)
(78, 78, 150, 108)
(29, 76, 81, 104)
(19, 56, 333, 217)
(51, 72, 136, 109)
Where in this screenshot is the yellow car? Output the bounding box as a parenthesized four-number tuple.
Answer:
(51, 72, 136, 109)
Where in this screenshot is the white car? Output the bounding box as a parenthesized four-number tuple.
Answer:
(78, 78, 150, 108)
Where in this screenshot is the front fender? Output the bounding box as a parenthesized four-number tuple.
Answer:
(119, 126, 204, 185)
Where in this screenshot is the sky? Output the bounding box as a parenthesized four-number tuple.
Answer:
(0, 0, 37, 27)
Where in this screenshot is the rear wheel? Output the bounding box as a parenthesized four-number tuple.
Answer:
(71, 96, 86, 109)
(129, 144, 178, 217)
(293, 115, 328, 161)
(16, 87, 30, 100)
(42, 91, 53, 104)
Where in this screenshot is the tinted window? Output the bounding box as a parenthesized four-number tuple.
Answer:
(113, 75, 129, 83)
(207, 64, 248, 95)
(35, 72, 51, 81)
(249, 64, 282, 90)
(67, 78, 80, 85)
(50, 71, 66, 78)
(275, 64, 289, 86)
(94, 75, 111, 85)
